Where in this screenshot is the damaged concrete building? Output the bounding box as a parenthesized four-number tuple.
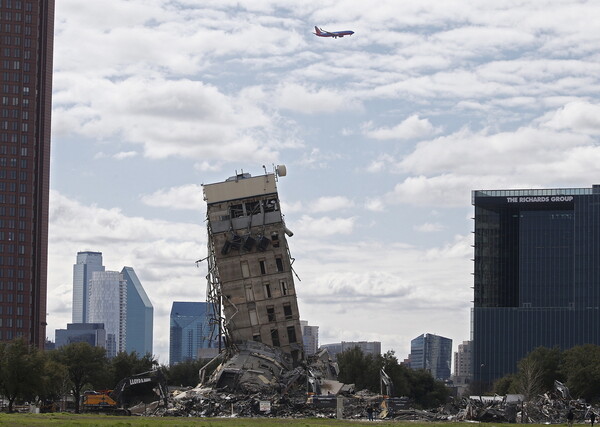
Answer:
(202, 166, 304, 365)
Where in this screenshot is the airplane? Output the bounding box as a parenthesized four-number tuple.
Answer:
(313, 26, 354, 38)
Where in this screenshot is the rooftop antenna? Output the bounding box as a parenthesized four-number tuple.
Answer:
(274, 164, 287, 181)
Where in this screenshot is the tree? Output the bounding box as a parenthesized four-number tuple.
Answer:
(0, 339, 44, 412)
(165, 359, 211, 387)
(50, 342, 109, 413)
(337, 347, 381, 392)
(110, 351, 158, 388)
(561, 344, 600, 402)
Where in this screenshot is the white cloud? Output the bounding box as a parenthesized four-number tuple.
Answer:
(414, 222, 444, 233)
(293, 215, 356, 236)
(113, 151, 138, 160)
(140, 184, 205, 211)
(311, 196, 354, 212)
(362, 115, 441, 141)
(275, 83, 361, 114)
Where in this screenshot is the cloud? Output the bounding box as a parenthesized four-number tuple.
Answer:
(362, 115, 441, 141)
(141, 184, 205, 211)
(275, 83, 361, 114)
(113, 151, 138, 160)
(293, 215, 356, 236)
(414, 222, 444, 233)
(311, 196, 355, 212)
(541, 101, 600, 134)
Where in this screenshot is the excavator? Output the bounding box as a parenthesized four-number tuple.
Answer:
(82, 369, 168, 415)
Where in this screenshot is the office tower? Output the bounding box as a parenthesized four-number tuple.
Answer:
(203, 167, 304, 363)
(72, 251, 105, 323)
(121, 267, 153, 356)
(169, 301, 216, 365)
(0, 1, 55, 347)
(300, 320, 319, 356)
(452, 340, 472, 395)
(55, 323, 106, 349)
(409, 333, 452, 380)
(472, 185, 600, 384)
(87, 271, 126, 358)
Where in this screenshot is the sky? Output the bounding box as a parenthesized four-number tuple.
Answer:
(47, 0, 600, 366)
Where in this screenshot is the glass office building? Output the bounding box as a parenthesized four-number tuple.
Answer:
(72, 251, 105, 323)
(473, 185, 600, 384)
(169, 301, 217, 365)
(122, 267, 153, 356)
(409, 333, 452, 380)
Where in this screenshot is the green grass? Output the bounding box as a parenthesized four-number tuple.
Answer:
(0, 413, 524, 427)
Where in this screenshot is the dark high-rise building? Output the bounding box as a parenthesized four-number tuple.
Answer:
(0, 1, 54, 347)
(473, 185, 600, 384)
(169, 302, 217, 365)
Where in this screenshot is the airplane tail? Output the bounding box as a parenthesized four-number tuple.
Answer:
(314, 26, 323, 35)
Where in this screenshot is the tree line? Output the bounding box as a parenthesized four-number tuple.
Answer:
(494, 344, 600, 403)
(0, 339, 205, 413)
(336, 347, 450, 408)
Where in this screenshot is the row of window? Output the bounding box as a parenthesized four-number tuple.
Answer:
(0, 280, 26, 290)
(1, 12, 33, 23)
(0, 1, 33, 11)
(0, 293, 26, 303)
(0, 318, 25, 328)
(0, 330, 25, 340)
(0, 219, 27, 228)
(1, 24, 33, 35)
(0, 194, 27, 204)
(0, 255, 27, 264)
(0, 35, 32, 47)
(0, 267, 27, 278)
(2, 72, 31, 84)
(2, 109, 29, 120)
(0, 121, 28, 132)
(0, 181, 27, 190)
(0, 170, 27, 179)
(0, 207, 27, 216)
(1, 60, 31, 71)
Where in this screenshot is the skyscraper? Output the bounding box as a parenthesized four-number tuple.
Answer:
(473, 186, 600, 384)
(72, 251, 105, 323)
(121, 266, 153, 356)
(88, 271, 127, 358)
(300, 320, 319, 356)
(409, 333, 452, 380)
(169, 301, 216, 365)
(0, 1, 55, 347)
(203, 167, 304, 363)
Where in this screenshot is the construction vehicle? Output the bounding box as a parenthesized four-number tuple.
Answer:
(82, 369, 168, 414)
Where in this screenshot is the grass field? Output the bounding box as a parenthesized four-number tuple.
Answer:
(0, 413, 522, 427)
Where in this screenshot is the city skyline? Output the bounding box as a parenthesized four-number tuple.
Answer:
(44, 1, 600, 364)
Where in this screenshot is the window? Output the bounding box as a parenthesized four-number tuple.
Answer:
(252, 334, 261, 342)
(248, 308, 258, 326)
(244, 285, 254, 301)
(264, 283, 272, 299)
(287, 326, 297, 343)
(230, 204, 243, 218)
(280, 280, 288, 296)
(283, 303, 293, 319)
(259, 260, 266, 275)
(271, 232, 280, 248)
(275, 257, 284, 272)
(266, 306, 276, 322)
(240, 260, 250, 278)
(270, 329, 280, 347)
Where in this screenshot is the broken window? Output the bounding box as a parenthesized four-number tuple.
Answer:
(264, 283, 272, 299)
(280, 280, 288, 296)
(245, 285, 254, 301)
(259, 260, 266, 275)
(287, 326, 297, 343)
(241, 261, 250, 278)
(271, 232, 280, 248)
(283, 303, 293, 319)
(263, 198, 278, 213)
(275, 257, 284, 272)
(267, 306, 276, 321)
(245, 201, 260, 216)
(230, 204, 244, 218)
(249, 308, 258, 326)
(271, 329, 280, 347)
(253, 334, 261, 342)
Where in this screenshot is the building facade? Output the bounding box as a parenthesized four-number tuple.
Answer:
(87, 271, 127, 358)
(203, 168, 304, 364)
(452, 340, 472, 395)
(321, 341, 381, 360)
(300, 320, 319, 356)
(473, 185, 600, 384)
(169, 301, 216, 365)
(72, 251, 105, 323)
(0, 0, 55, 347)
(55, 322, 106, 349)
(409, 333, 452, 380)
(121, 266, 153, 356)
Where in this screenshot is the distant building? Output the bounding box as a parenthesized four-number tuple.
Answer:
(409, 333, 452, 380)
(72, 251, 105, 323)
(88, 271, 127, 358)
(121, 267, 153, 356)
(300, 320, 319, 356)
(169, 302, 217, 365)
(473, 185, 600, 384)
(320, 341, 381, 360)
(55, 323, 107, 349)
(452, 340, 472, 395)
